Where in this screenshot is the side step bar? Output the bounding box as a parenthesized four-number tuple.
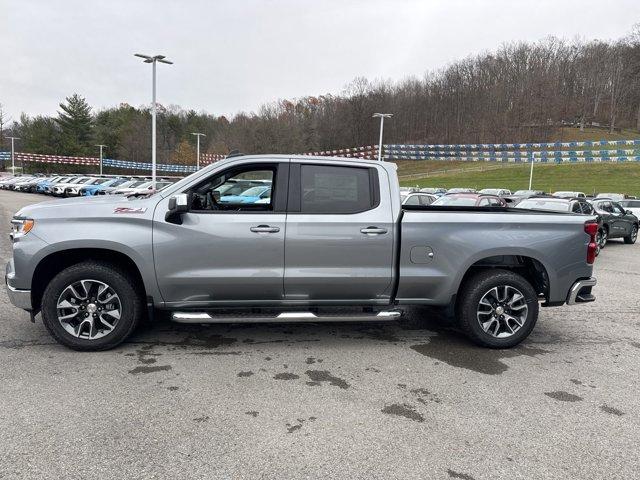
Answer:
(171, 309, 403, 324)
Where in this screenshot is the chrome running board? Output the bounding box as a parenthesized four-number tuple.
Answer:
(171, 309, 403, 324)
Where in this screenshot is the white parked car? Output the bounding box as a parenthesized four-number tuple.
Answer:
(596, 193, 625, 202)
(401, 192, 437, 206)
(552, 191, 586, 199)
(113, 180, 173, 195)
(479, 188, 512, 196)
(620, 199, 640, 217)
(52, 177, 94, 196)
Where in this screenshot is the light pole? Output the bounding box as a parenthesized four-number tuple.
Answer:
(135, 53, 173, 190)
(96, 144, 107, 175)
(191, 132, 206, 170)
(528, 153, 534, 190)
(7, 136, 19, 173)
(372, 113, 392, 161)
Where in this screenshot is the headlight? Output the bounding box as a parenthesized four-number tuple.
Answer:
(11, 218, 35, 240)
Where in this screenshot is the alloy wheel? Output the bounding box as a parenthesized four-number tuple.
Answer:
(56, 279, 122, 340)
(477, 285, 529, 338)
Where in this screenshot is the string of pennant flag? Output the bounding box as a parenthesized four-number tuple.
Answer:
(2, 139, 640, 173)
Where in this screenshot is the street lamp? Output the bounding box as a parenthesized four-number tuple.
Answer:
(372, 113, 392, 161)
(134, 53, 173, 190)
(7, 136, 19, 173)
(95, 144, 107, 175)
(528, 153, 535, 190)
(191, 132, 206, 170)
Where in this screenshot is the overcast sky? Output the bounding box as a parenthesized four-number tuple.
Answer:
(1, 0, 638, 122)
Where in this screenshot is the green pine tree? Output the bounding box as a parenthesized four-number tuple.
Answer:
(56, 93, 93, 155)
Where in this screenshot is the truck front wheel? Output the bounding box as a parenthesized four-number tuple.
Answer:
(456, 269, 539, 348)
(41, 261, 143, 351)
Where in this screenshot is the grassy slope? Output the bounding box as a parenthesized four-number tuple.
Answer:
(397, 127, 640, 196)
(399, 163, 640, 196)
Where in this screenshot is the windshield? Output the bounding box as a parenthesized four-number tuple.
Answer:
(516, 199, 569, 212)
(433, 196, 477, 206)
(479, 189, 501, 195)
(552, 191, 576, 197)
(621, 200, 640, 208)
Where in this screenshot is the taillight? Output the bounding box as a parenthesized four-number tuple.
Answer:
(585, 221, 598, 264)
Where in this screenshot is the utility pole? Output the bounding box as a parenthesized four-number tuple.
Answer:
(96, 144, 107, 175)
(7, 136, 19, 173)
(372, 113, 393, 161)
(135, 53, 173, 190)
(191, 132, 206, 170)
(528, 153, 534, 190)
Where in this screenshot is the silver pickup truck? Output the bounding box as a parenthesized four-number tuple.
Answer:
(6, 155, 597, 351)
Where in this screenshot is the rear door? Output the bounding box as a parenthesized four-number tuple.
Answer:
(284, 162, 394, 303)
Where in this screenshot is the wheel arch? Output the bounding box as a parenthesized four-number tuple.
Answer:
(455, 254, 551, 304)
(32, 248, 147, 313)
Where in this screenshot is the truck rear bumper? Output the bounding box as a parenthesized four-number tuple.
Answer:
(5, 261, 32, 311)
(566, 277, 597, 305)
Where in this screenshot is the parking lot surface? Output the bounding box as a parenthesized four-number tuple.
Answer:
(0, 190, 638, 479)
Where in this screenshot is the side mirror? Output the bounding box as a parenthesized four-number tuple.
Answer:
(626, 209, 633, 215)
(165, 193, 191, 224)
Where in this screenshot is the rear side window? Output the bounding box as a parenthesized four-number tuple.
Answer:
(404, 195, 420, 205)
(300, 165, 376, 214)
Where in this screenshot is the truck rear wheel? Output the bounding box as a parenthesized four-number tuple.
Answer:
(456, 269, 539, 348)
(41, 261, 143, 351)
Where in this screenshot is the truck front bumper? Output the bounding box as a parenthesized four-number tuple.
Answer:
(5, 261, 32, 311)
(566, 277, 597, 305)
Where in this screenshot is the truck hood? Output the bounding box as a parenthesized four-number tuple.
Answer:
(15, 194, 158, 219)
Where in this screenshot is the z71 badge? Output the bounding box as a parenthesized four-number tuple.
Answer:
(113, 207, 147, 214)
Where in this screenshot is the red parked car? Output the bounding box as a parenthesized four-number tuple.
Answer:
(432, 193, 508, 207)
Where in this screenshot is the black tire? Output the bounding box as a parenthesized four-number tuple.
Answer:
(600, 227, 608, 248)
(624, 224, 638, 244)
(41, 261, 143, 351)
(456, 269, 539, 348)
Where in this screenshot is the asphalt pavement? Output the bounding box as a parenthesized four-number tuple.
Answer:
(0, 190, 638, 479)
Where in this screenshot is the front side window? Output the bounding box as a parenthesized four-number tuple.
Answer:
(612, 203, 626, 215)
(300, 165, 374, 214)
(189, 165, 275, 212)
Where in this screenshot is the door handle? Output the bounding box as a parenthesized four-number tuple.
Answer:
(250, 225, 280, 233)
(360, 226, 388, 235)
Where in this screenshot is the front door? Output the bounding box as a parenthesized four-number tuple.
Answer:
(283, 162, 394, 303)
(153, 161, 288, 307)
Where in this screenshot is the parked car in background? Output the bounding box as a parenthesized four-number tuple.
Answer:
(419, 187, 446, 196)
(401, 192, 437, 206)
(619, 199, 640, 217)
(446, 187, 477, 194)
(35, 176, 64, 193)
(515, 196, 602, 253)
(103, 179, 149, 195)
(220, 185, 272, 204)
(589, 198, 639, 246)
(432, 193, 507, 207)
(479, 188, 512, 196)
(553, 191, 586, 199)
(113, 180, 173, 196)
(80, 177, 129, 196)
(64, 177, 110, 197)
(52, 177, 91, 196)
(596, 193, 625, 202)
(45, 176, 78, 195)
(12, 176, 42, 192)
